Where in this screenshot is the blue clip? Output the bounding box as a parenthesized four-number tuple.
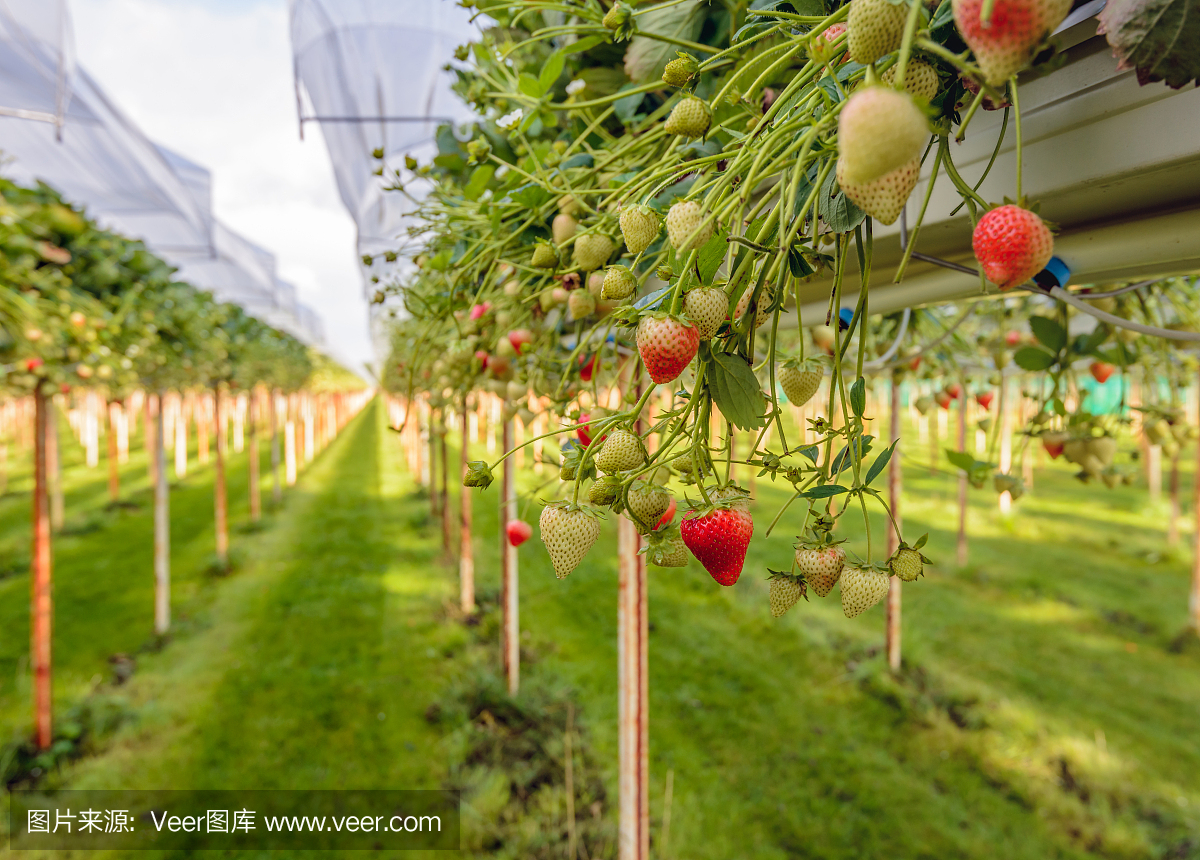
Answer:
(1033, 256, 1071, 289)
(838, 307, 854, 331)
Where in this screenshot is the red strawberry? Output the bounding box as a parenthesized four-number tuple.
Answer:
(680, 505, 753, 586)
(506, 520, 533, 547)
(656, 497, 677, 530)
(972, 205, 1054, 290)
(935, 391, 952, 410)
(475, 350, 489, 369)
(952, 0, 1072, 86)
(470, 302, 491, 320)
(1090, 361, 1115, 384)
(636, 315, 699, 384)
(976, 391, 994, 410)
(946, 383, 962, 400)
(24, 357, 44, 371)
(577, 410, 609, 448)
(507, 329, 534, 354)
(1042, 431, 1067, 458)
(1005, 330, 1022, 345)
(908, 356, 921, 371)
(579, 354, 596, 382)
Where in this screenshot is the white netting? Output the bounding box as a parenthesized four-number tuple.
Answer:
(289, 0, 478, 271)
(0, 1, 324, 347)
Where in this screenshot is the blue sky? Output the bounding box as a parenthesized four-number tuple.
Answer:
(70, 0, 371, 373)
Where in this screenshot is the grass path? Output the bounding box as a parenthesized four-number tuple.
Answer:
(0, 398, 1197, 858)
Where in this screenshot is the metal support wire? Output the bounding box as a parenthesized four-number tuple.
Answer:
(896, 210, 1200, 342)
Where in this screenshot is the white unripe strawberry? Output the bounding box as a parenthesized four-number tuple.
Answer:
(837, 87, 929, 185)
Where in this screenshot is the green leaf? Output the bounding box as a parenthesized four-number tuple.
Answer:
(944, 449, 976, 472)
(511, 183, 552, 209)
(540, 51, 567, 94)
(564, 35, 604, 55)
(803, 483, 849, 499)
(624, 1, 707, 83)
(819, 165, 866, 233)
(850, 377, 866, 417)
(463, 165, 495, 201)
(1029, 316, 1067, 352)
(707, 350, 767, 430)
(518, 72, 544, 99)
(864, 440, 897, 486)
(614, 84, 647, 124)
(1098, 0, 1200, 89)
(1013, 346, 1056, 371)
(787, 245, 814, 277)
(913, 532, 929, 550)
(697, 228, 728, 285)
(797, 444, 819, 462)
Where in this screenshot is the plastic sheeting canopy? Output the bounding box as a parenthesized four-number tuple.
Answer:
(289, 0, 477, 273)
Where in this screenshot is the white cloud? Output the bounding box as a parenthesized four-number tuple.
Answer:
(69, 0, 374, 374)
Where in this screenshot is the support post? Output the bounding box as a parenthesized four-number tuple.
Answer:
(440, 427, 452, 557)
(248, 390, 261, 522)
(459, 405, 475, 614)
(1191, 362, 1200, 632)
(617, 515, 649, 860)
(31, 386, 52, 750)
(957, 389, 968, 568)
(501, 420, 519, 694)
(154, 393, 170, 635)
(886, 375, 902, 673)
(214, 388, 228, 565)
(47, 399, 62, 532)
(270, 390, 282, 505)
(998, 375, 1012, 515)
(107, 400, 121, 503)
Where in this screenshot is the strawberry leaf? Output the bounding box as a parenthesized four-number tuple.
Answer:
(803, 483, 849, 499)
(864, 440, 898, 486)
(849, 376, 866, 417)
(1029, 316, 1066, 352)
(1013, 346, 1056, 372)
(1098, 0, 1200, 88)
(819, 167, 866, 233)
(707, 350, 766, 430)
(697, 228, 728, 285)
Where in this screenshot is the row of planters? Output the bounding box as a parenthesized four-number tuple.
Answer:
(372, 1, 1200, 855)
(0, 176, 368, 759)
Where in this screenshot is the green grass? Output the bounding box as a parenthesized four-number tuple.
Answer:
(1, 398, 1198, 858)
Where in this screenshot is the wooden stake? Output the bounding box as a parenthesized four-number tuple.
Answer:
(886, 376, 902, 673)
(270, 390, 282, 505)
(459, 405, 475, 614)
(107, 400, 121, 503)
(440, 427, 452, 557)
(1191, 362, 1200, 631)
(957, 390, 968, 568)
(501, 420, 519, 694)
(998, 376, 1012, 515)
(154, 393, 170, 635)
(214, 388, 228, 565)
(248, 390, 261, 522)
(285, 416, 297, 487)
(617, 514, 649, 860)
(31, 386, 52, 750)
(47, 399, 62, 532)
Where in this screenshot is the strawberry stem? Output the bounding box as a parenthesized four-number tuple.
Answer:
(1010, 77, 1023, 205)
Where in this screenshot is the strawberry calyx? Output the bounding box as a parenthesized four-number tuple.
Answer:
(541, 499, 605, 521)
(766, 568, 809, 601)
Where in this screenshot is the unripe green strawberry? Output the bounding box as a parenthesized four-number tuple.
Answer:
(619, 204, 661, 254)
(848, 0, 907, 64)
(881, 59, 941, 102)
(768, 572, 805, 617)
(601, 265, 637, 300)
(588, 475, 621, 506)
(626, 482, 672, 533)
(603, 1, 634, 36)
(838, 87, 929, 185)
(890, 547, 925, 582)
(568, 289, 596, 319)
(595, 428, 646, 473)
(683, 287, 728, 341)
(706, 484, 751, 511)
(794, 542, 845, 597)
(952, 0, 1071, 86)
(778, 358, 823, 407)
(839, 563, 891, 617)
(648, 536, 689, 567)
(573, 233, 615, 271)
(662, 53, 699, 87)
(664, 96, 712, 138)
(835, 154, 920, 225)
(665, 200, 713, 252)
(558, 194, 580, 216)
(539, 502, 602, 579)
(553, 212, 578, 245)
(532, 242, 559, 269)
(734, 282, 774, 329)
